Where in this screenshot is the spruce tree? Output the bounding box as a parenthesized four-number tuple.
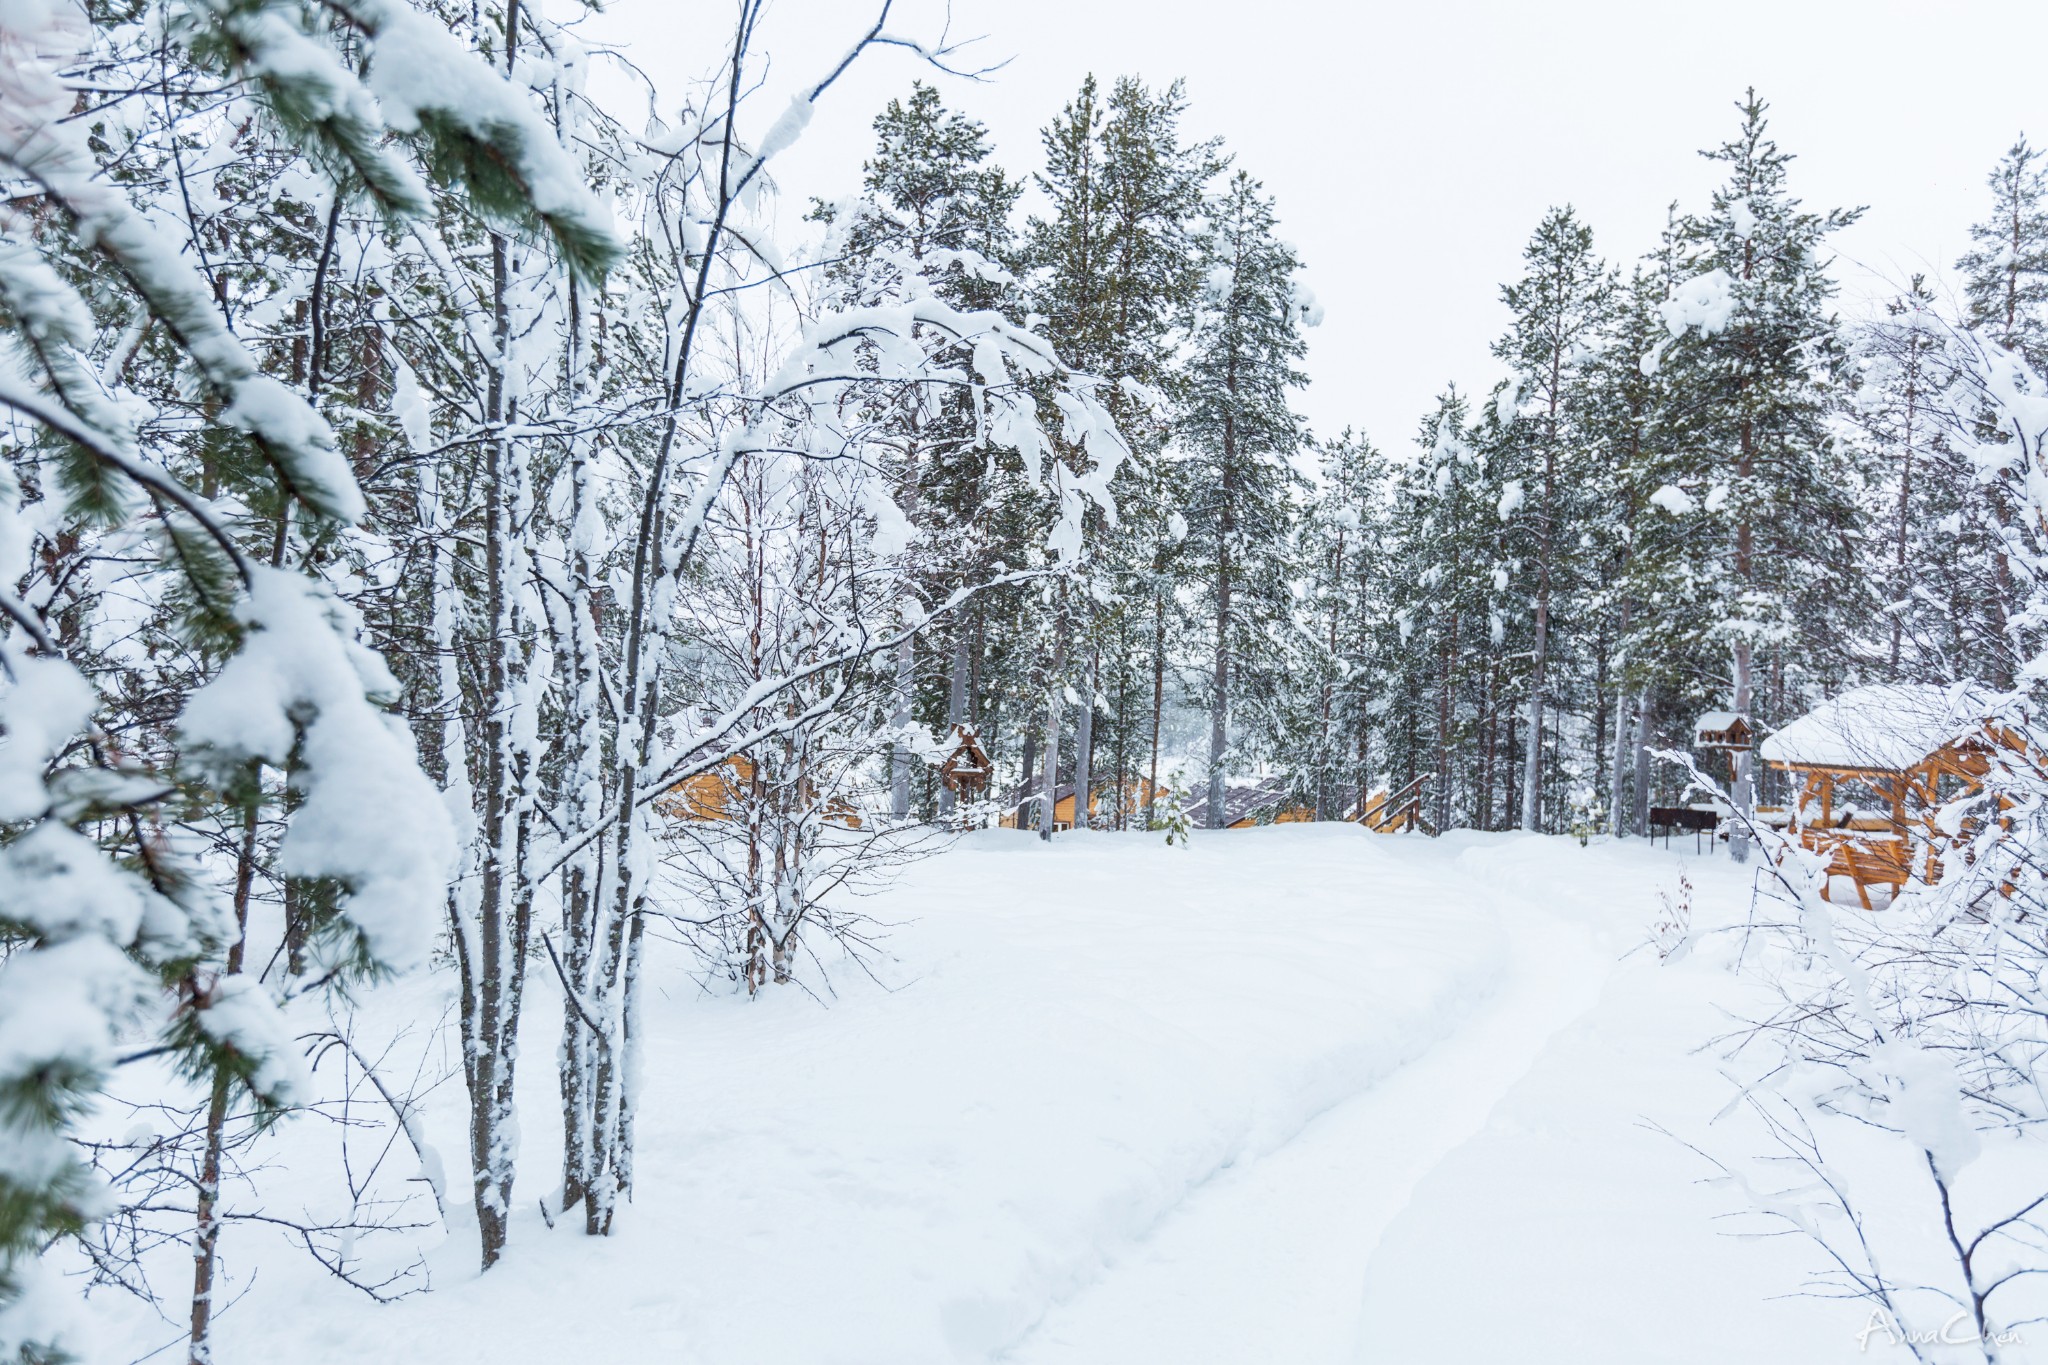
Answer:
(1026, 74, 1220, 830)
(1654, 90, 1865, 856)
(1293, 431, 1395, 816)
(1182, 170, 1311, 826)
(831, 82, 1026, 820)
(1958, 136, 2048, 370)
(1849, 277, 2006, 683)
(1593, 249, 1685, 835)
(1390, 388, 1495, 830)
(1488, 206, 1610, 831)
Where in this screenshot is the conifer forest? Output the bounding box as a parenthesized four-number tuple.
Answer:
(2, 1, 2047, 1362)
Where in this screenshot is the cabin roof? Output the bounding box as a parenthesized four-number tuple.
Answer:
(1759, 682, 1995, 772)
(1184, 777, 1294, 827)
(1005, 778, 1075, 811)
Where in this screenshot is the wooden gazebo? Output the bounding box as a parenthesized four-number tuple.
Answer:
(1758, 682, 2005, 908)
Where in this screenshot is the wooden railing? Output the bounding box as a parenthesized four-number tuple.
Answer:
(1359, 773, 1436, 835)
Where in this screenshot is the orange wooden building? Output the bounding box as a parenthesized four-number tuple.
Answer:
(1758, 682, 2008, 908)
(655, 755, 862, 829)
(999, 776, 1168, 831)
(655, 755, 755, 823)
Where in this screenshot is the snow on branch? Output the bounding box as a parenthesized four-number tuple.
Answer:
(320, 0, 621, 280)
(180, 569, 455, 973)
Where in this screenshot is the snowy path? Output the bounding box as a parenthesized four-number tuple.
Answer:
(1002, 842, 1613, 1365)
(1005, 834, 1884, 1365)
(117, 827, 1901, 1364)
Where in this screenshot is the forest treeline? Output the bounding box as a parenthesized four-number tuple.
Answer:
(870, 83, 2042, 842)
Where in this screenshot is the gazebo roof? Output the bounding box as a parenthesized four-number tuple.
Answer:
(1759, 682, 1995, 772)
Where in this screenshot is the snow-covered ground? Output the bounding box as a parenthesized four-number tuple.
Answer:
(90, 825, 1965, 1363)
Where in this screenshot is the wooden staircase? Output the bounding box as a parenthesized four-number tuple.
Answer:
(1358, 774, 1437, 836)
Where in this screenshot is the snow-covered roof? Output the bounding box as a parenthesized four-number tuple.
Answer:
(1184, 777, 1294, 827)
(1006, 778, 1075, 811)
(1758, 683, 1996, 771)
(1694, 711, 1747, 738)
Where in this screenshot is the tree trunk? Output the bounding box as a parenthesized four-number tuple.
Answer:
(1073, 648, 1097, 830)
(1523, 455, 1556, 833)
(1147, 589, 1166, 828)
(1039, 614, 1066, 841)
(1435, 614, 1456, 832)
(189, 806, 257, 1365)
(890, 632, 914, 821)
(1730, 400, 1757, 863)
(1609, 649, 1632, 840)
(1632, 688, 1655, 837)
(1207, 569, 1230, 830)
(1020, 713, 1038, 820)
(461, 227, 537, 1271)
(939, 631, 968, 819)
(1729, 640, 1755, 863)
(1208, 431, 1236, 829)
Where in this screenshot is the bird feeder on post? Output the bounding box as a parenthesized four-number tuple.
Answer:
(938, 724, 992, 826)
(1693, 711, 1754, 786)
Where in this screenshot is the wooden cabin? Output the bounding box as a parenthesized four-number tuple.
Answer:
(1183, 777, 1313, 829)
(1758, 682, 2005, 908)
(999, 776, 1166, 831)
(1000, 779, 1080, 831)
(655, 755, 754, 823)
(655, 755, 862, 829)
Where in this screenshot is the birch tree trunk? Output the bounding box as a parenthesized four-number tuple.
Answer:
(457, 223, 540, 1271)
(555, 277, 607, 1219)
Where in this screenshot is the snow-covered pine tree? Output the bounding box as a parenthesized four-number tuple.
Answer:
(1949, 135, 2048, 690)
(1488, 208, 1610, 832)
(1847, 277, 2006, 683)
(1026, 75, 1221, 832)
(1651, 90, 1865, 858)
(1181, 170, 1311, 827)
(1387, 389, 1494, 829)
(1590, 248, 1685, 836)
(1460, 389, 1539, 828)
(1290, 430, 1395, 817)
(1086, 77, 1219, 829)
(830, 81, 1025, 824)
(1959, 136, 2048, 371)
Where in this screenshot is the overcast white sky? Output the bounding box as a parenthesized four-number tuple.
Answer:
(584, 0, 2048, 451)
